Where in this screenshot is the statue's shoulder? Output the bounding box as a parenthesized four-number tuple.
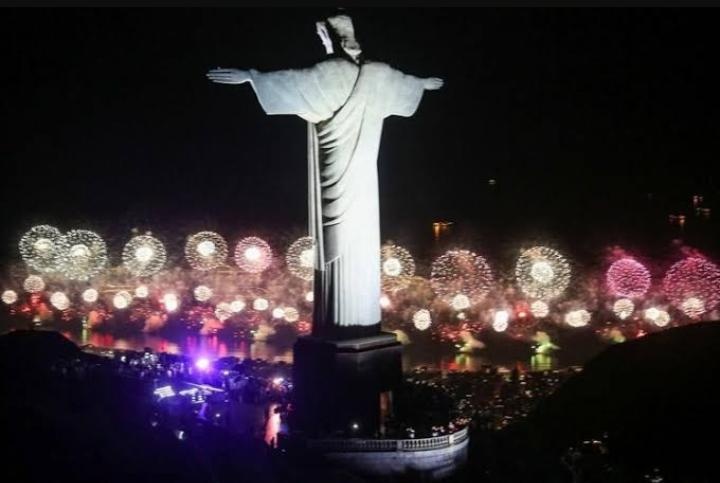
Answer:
(315, 56, 357, 70)
(361, 61, 398, 75)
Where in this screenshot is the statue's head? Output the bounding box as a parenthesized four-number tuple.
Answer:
(316, 13, 362, 63)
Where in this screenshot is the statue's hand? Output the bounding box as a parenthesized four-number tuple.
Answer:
(423, 77, 444, 91)
(206, 68, 251, 85)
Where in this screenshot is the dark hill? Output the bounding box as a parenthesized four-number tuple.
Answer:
(0, 329, 80, 369)
(493, 321, 720, 482)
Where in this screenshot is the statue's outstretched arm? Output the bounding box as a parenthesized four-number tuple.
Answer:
(423, 77, 444, 91)
(206, 68, 251, 85)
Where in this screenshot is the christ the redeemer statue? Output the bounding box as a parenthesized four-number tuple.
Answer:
(208, 14, 442, 339)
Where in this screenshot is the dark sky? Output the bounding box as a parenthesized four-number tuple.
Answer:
(1, 8, 718, 266)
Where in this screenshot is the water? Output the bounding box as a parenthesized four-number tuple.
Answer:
(56, 327, 568, 372)
(4, 318, 606, 371)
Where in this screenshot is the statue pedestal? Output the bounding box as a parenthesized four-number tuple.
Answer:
(291, 331, 402, 438)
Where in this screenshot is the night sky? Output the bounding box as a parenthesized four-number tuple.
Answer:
(2, 8, 718, 267)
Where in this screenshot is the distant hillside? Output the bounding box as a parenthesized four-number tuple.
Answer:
(500, 322, 720, 481)
(0, 329, 79, 370)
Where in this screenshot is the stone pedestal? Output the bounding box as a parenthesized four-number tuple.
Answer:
(291, 332, 402, 438)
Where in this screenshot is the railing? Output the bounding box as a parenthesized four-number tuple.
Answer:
(306, 426, 469, 453)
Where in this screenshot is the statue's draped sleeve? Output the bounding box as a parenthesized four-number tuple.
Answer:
(248, 59, 357, 123)
(381, 67, 427, 118)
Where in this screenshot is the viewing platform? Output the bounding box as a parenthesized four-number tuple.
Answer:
(297, 427, 469, 479)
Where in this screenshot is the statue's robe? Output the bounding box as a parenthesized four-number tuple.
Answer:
(249, 57, 426, 335)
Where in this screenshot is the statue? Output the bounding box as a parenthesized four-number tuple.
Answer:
(207, 13, 442, 339)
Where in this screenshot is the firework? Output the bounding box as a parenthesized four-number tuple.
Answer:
(2, 290, 18, 305)
(19, 225, 65, 273)
(215, 302, 233, 321)
(530, 300, 550, 318)
(253, 298, 269, 311)
(430, 249, 494, 305)
(644, 307, 660, 322)
(450, 293, 471, 311)
(59, 229, 108, 281)
(381, 244, 415, 291)
(272, 307, 285, 319)
(135, 285, 149, 298)
(113, 291, 132, 309)
(284, 307, 299, 322)
(412, 309, 432, 331)
(606, 258, 651, 298)
(230, 299, 246, 313)
(612, 298, 635, 320)
(286, 236, 315, 281)
(23, 275, 45, 293)
(122, 234, 166, 277)
(50, 291, 70, 310)
(234, 236, 272, 274)
(653, 310, 670, 327)
(645, 307, 671, 327)
(662, 257, 720, 316)
(680, 297, 705, 318)
(565, 309, 591, 327)
(185, 231, 228, 271)
(162, 293, 179, 312)
(82, 288, 99, 303)
(515, 246, 571, 300)
(492, 310, 510, 332)
(193, 285, 213, 302)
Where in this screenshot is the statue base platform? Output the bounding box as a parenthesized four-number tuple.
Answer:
(290, 330, 402, 437)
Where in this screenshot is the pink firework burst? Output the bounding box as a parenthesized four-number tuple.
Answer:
(662, 257, 720, 314)
(606, 258, 651, 298)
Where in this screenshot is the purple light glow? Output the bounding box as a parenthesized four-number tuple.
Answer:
(195, 357, 211, 371)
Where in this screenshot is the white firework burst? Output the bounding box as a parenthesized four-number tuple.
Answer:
(381, 244, 415, 291)
(2, 290, 18, 305)
(286, 236, 315, 281)
(23, 275, 45, 293)
(234, 236, 273, 274)
(612, 298, 635, 320)
(19, 225, 65, 273)
(412, 309, 432, 331)
(82, 288, 99, 303)
(185, 231, 228, 271)
(430, 249, 494, 305)
(59, 229, 108, 281)
(193, 285, 213, 302)
(122, 234, 167, 277)
(516, 246, 571, 300)
(50, 291, 70, 310)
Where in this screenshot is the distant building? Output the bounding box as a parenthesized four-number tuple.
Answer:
(432, 221, 453, 242)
